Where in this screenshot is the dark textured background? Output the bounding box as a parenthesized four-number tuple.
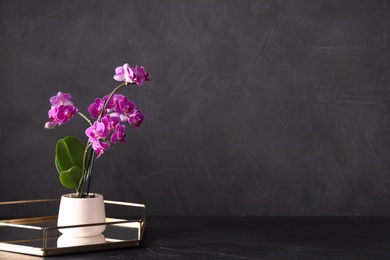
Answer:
(0, 0, 389, 216)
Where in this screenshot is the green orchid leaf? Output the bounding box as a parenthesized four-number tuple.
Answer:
(55, 156, 60, 173)
(55, 136, 85, 173)
(59, 166, 82, 189)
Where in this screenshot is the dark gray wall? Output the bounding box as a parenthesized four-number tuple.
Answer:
(0, 0, 389, 216)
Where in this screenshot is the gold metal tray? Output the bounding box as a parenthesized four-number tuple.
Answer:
(0, 198, 146, 256)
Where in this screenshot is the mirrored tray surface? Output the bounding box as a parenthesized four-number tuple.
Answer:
(0, 199, 145, 256)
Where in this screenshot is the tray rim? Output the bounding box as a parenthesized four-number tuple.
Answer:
(0, 198, 146, 257)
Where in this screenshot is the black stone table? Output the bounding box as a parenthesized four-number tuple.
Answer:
(0, 216, 389, 259)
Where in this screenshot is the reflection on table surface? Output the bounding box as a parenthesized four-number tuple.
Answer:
(57, 234, 106, 247)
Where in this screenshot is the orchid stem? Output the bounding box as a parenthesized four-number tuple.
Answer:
(77, 142, 92, 197)
(78, 112, 92, 126)
(85, 152, 96, 196)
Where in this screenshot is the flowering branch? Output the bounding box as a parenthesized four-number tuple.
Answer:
(97, 82, 128, 121)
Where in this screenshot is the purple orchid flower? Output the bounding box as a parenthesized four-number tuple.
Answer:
(88, 98, 105, 119)
(133, 66, 150, 85)
(116, 95, 136, 116)
(85, 116, 111, 140)
(111, 124, 126, 143)
(106, 114, 120, 130)
(113, 63, 135, 84)
(128, 110, 145, 128)
(45, 92, 78, 129)
(50, 92, 74, 106)
(91, 139, 110, 158)
(46, 104, 78, 128)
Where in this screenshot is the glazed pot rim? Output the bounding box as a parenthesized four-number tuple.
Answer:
(61, 193, 103, 199)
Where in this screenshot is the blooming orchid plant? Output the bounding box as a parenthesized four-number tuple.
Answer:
(45, 64, 149, 198)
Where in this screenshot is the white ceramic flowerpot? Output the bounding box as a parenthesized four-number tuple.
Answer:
(57, 193, 106, 238)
